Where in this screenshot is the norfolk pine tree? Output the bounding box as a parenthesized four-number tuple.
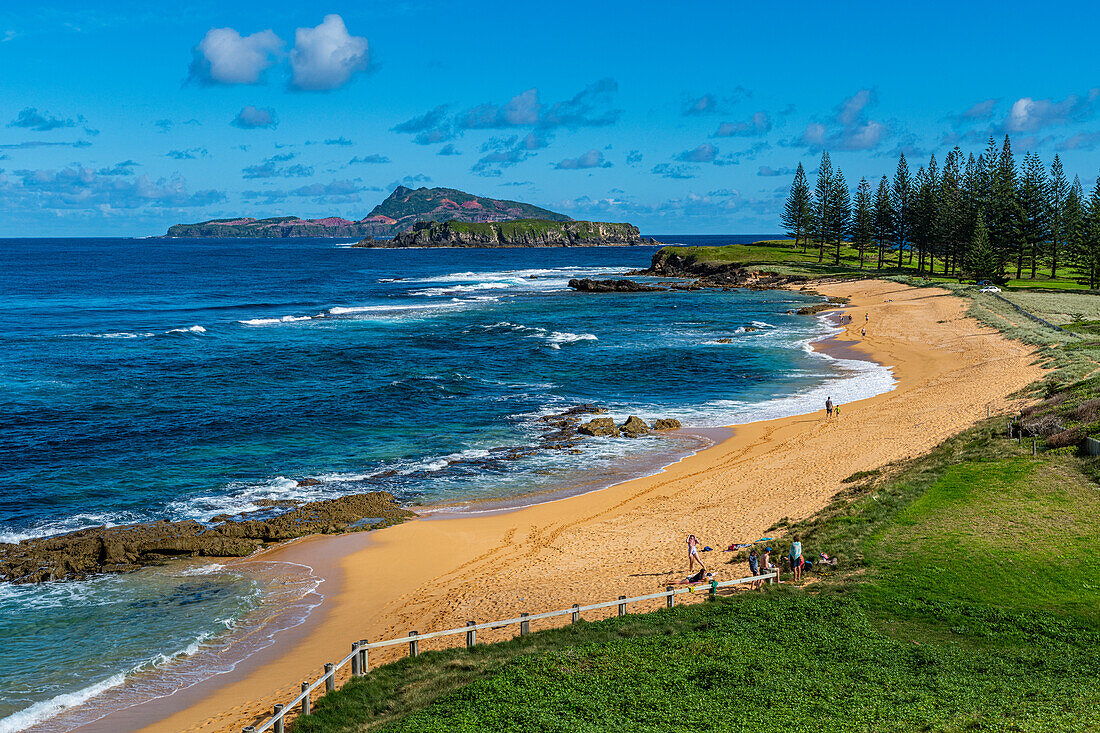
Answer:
(851, 177, 874, 269)
(782, 162, 813, 251)
(873, 176, 893, 270)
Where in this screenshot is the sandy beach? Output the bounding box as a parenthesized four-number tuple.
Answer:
(88, 279, 1043, 733)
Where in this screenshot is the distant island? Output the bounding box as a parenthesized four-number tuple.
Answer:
(354, 219, 657, 248)
(163, 186, 572, 238)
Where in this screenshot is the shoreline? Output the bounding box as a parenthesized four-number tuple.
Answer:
(71, 279, 1042, 733)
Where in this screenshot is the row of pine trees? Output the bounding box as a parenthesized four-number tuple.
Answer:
(780, 136, 1100, 286)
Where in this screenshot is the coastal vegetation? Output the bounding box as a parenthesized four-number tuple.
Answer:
(164, 186, 571, 238)
(356, 218, 651, 248)
(780, 136, 1100, 285)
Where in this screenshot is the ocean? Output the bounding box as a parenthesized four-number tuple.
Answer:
(0, 236, 895, 731)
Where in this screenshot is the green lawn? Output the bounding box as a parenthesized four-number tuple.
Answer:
(291, 418, 1100, 733)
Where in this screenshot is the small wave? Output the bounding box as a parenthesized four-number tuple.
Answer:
(238, 315, 314, 326)
(179, 563, 226, 577)
(481, 322, 597, 348)
(410, 282, 513, 297)
(166, 325, 206, 335)
(60, 331, 155, 339)
(751, 320, 774, 329)
(328, 302, 458, 315)
(0, 674, 127, 733)
(0, 512, 141, 544)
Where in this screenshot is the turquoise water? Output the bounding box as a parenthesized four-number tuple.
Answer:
(0, 236, 893, 730)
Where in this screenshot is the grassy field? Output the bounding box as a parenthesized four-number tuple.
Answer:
(293, 416, 1100, 732)
(286, 249, 1100, 732)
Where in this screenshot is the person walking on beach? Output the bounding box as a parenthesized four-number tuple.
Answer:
(861, 327, 866, 338)
(789, 535, 804, 582)
(834, 404, 841, 419)
(865, 313, 869, 323)
(825, 397, 834, 418)
(687, 534, 706, 572)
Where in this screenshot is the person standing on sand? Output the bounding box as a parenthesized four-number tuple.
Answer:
(865, 313, 869, 322)
(762, 546, 779, 584)
(861, 327, 866, 338)
(834, 404, 841, 419)
(825, 397, 834, 418)
(748, 548, 763, 590)
(687, 534, 706, 572)
(789, 535, 804, 582)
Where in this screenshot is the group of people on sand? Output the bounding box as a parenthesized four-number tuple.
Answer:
(679, 533, 828, 588)
(825, 397, 841, 419)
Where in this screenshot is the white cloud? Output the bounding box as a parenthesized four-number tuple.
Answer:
(1004, 90, 1100, 132)
(555, 150, 611, 170)
(290, 15, 369, 91)
(231, 106, 278, 129)
(189, 27, 283, 85)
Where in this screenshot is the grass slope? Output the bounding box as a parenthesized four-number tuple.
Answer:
(293, 419, 1100, 733)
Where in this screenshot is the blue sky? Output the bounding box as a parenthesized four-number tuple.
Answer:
(2, 0, 1099, 236)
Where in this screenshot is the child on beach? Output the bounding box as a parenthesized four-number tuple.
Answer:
(789, 535, 804, 582)
(762, 546, 779, 584)
(748, 548, 763, 590)
(834, 404, 841, 418)
(687, 534, 705, 572)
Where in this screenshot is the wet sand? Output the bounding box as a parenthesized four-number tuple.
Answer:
(88, 280, 1043, 733)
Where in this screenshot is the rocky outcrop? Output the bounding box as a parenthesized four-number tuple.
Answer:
(652, 418, 682, 430)
(0, 492, 414, 584)
(358, 219, 658, 248)
(619, 416, 650, 438)
(568, 278, 666, 293)
(632, 248, 808, 289)
(578, 417, 621, 437)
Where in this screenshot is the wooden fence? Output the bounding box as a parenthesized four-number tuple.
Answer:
(243, 571, 777, 732)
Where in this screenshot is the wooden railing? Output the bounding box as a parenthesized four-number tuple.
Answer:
(243, 571, 777, 732)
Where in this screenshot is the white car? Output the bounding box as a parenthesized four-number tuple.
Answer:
(979, 286, 1001, 293)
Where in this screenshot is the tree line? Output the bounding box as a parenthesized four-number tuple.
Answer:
(780, 136, 1100, 286)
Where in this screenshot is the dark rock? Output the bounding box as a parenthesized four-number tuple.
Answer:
(568, 278, 665, 293)
(578, 417, 621, 437)
(296, 478, 321, 487)
(620, 416, 650, 437)
(652, 418, 682, 430)
(0, 492, 414, 584)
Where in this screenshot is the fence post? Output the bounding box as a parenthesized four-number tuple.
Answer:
(466, 621, 476, 648)
(618, 595, 627, 617)
(571, 603, 580, 623)
(409, 631, 419, 657)
(324, 663, 335, 693)
(359, 639, 369, 672)
(709, 580, 717, 599)
(520, 613, 530, 636)
(273, 704, 284, 733)
(666, 586, 674, 608)
(351, 641, 361, 677)
(301, 682, 310, 715)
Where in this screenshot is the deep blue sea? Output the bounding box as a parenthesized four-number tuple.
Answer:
(0, 236, 894, 731)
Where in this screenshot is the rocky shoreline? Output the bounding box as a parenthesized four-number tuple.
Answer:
(1, 405, 685, 585)
(0, 492, 415, 584)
